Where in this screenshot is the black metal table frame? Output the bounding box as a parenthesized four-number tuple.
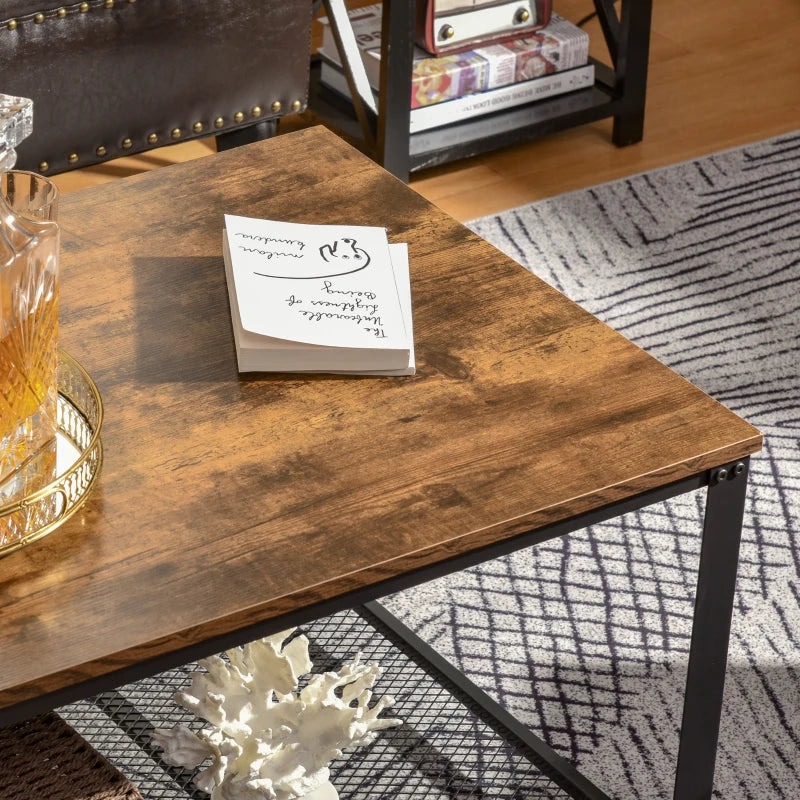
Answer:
(316, 0, 653, 180)
(1, 456, 750, 800)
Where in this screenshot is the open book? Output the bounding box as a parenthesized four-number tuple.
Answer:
(222, 215, 415, 375)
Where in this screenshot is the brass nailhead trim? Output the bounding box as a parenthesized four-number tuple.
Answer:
(68, 153, 78, 164)
(271, 100, 282, 113)
(291, 99, 302, 112)
(96, 145, 106, 157)
(251, 106, 262, 118)
(171, 127, 181, 140)
(233, 111, 245, 123)
(147, 133, 158, 144)
(192, 121, 203, 133)
(39, 161, 49, 172)
(214, 116, 224, 128)
(122, 137, 132, 149)
(0, 2, 132, 26)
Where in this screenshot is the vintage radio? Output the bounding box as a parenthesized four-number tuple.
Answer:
(417, 0, 552, 55)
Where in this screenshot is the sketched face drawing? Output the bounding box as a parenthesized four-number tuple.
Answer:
(248, 236, 373, 280)
(318, 237, 371, 276)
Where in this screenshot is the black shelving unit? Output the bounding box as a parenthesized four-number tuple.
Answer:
(313, 0, 653, 181)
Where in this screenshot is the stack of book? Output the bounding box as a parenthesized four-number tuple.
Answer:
(317, 3, 593, 133)
(222, 215, 415, 375)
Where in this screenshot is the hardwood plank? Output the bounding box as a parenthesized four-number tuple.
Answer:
(414, 0, 800, 218)
(0, 128, 760, 711)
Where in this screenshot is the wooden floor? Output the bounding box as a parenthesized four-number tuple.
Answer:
(52, 0, 800, 223)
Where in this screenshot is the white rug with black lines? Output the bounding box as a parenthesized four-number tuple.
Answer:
(385, 131, 800, 799)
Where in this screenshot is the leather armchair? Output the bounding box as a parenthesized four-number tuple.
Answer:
(0, 0, 312, 175)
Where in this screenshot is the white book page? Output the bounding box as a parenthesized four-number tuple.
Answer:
(352, 243, 416, 375)
(224, 215, 408, 350)
(303, 243, 416, 375)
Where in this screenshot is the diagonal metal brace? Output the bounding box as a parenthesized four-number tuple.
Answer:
(321, 0, 378, 148)
(593, 0, 621, 66)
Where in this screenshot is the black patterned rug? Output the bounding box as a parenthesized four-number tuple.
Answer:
(385, 131, 800, 798)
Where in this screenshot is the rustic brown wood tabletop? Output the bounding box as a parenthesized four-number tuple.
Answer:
(0, 127, 761, 717)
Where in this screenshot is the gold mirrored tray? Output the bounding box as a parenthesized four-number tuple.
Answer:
(0, 351, 103, 558)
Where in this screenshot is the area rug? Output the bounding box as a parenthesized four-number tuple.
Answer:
(386, 131, 800, 798)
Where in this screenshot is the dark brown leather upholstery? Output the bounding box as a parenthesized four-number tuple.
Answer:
(0, 0, 312, 174)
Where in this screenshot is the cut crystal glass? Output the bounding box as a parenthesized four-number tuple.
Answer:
(0, 93, 61, 544)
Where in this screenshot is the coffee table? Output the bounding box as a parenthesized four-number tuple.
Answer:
(0, 127, 761, 799)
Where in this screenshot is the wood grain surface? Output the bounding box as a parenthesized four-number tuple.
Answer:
(0, 127, 761, 714)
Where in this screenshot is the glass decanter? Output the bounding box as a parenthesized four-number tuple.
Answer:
(0, 93, 60, 544)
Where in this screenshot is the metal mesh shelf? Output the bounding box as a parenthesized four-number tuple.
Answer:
(59, 608, 574, 799)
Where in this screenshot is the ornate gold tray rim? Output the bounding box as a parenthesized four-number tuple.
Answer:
(0, 350, 104, 558)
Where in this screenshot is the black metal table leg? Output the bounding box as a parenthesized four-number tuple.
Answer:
(376, 0, 415, 181)
(610, 0, 652, 146)
(673, 458, 750, 799)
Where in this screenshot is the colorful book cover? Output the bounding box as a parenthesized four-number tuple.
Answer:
(320, 5, 589, 110)
(503, 26, 585, 80)
(467, 43, 516, 89)
(505, 39, 557, 80)
(411, 52, 488, 109)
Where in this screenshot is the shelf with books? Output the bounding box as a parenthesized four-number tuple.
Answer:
(310, 55, 618, 172)
(310, 0, 652, 181)
(317, 6, 593, 127)
(317, 8, 596, 134)
(318, 59, 596, 135)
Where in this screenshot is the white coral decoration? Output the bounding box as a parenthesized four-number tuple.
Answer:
(152, 629, 401, 800)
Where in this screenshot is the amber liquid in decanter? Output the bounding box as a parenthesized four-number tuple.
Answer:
(0, 94, 60, 543)
(0, 288, 59, 489)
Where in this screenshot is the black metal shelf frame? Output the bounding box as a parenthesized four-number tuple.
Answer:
(315, 0, 653, 181)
